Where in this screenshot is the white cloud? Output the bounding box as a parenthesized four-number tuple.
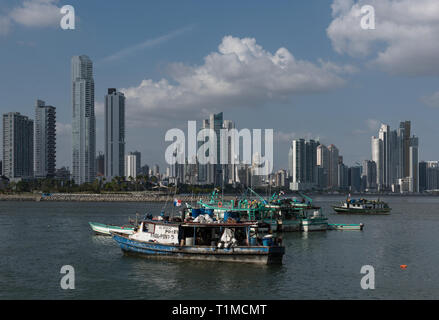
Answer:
(0, 0, 64, 35)
(327, 0, 439, 75)
(121, 36, 353, 126)
(275, 131, 322, 143)
(421, 91, 439, 108)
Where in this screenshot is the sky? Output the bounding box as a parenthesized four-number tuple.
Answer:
(0, 0, 438, 172)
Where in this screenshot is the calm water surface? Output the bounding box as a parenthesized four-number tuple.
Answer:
(0, 196, 438, 299)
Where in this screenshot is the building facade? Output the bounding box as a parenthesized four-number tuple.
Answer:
(104, 88, 125, 180)
(34, 100, 56, 178)
(72, 55, 96, 184)
(2, 112, 34, 179)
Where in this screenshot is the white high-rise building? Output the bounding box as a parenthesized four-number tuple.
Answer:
(72, 55, 96, 184)
(371, 136, 383, 189)
(34, 100, 56, 178)
(125, 154, 137, 179)
(104, 88, 125, 180)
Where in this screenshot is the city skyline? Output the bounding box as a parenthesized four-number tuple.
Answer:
(0, 1, 438, 172)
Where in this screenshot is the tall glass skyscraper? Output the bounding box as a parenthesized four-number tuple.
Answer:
(104, 88, 125, 180)
(34, 100, 56, 178)
(71, 55, 96, 184)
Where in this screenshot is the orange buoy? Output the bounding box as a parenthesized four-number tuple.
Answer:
(400, 265, 407, 269)
(218, 201, 223, 208)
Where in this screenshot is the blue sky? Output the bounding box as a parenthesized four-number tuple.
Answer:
(0, 0, 438, 171)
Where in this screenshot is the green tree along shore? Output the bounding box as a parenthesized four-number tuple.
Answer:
(1, 175, 287, 195)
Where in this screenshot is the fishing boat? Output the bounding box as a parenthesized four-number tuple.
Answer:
(111, 217, 285, 265)
(333, 198, 391, 214)
(300, 208, 329, 232)
(89, 222, 135, 236)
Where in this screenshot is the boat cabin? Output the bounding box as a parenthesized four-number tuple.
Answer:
(131, 220, 275, 248)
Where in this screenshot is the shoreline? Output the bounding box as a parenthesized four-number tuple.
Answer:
(0, 192, 437, 202)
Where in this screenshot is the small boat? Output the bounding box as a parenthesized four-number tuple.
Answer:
(111, 218, 285, 265)
(333, 198, 391, 214)
(300, 208, 328, 232)
(328, 223, 364, 231)
(89, 222, 135, 236)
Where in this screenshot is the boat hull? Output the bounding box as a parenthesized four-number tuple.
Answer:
(112, 233, 285, 264)
(89, 222, 135, 236)
(301, 219, 328, 232)
(333, 207, 391, 215)
(328, 223, 364, 231)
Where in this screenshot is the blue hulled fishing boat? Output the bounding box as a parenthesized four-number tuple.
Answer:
(112, 217, 285, 265)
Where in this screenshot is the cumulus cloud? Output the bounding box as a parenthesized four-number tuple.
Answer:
(327, 0, 439, 75)
(0, 0, 64, 35)
(121, 36, 353, 126)
(421, 91, 439, 108)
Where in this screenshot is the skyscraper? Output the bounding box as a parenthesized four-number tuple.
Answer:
(409, 136, 419, 192)
(3, 112, 34, 178)
(104, 88, 125, 180)
(316, 144, 329, 189)
(72, 55, 96, 184)
(125, 154, 137, 179)
(328, 144, 339, 189)
(130, 151, 141, 176)
(371, 136, 383, 189)
(400, 121, 411, 177)
(289, 139, 317, 190)
(34, 100, 56, 178)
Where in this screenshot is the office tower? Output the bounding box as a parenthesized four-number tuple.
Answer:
(34, 100, 56, 178)
(419, 161, 427, 192)
(317, 144, 329, 188)
(337, 162, 349, 190)
(328, 144, 339, 189)
(140, 164, 149, 176)
(362, 160, 377, 191)
(371, 136, 383, 189)
(130, 151, 141, 176)
(409, 136, 419, 192)
(425, 161, 439, 191)
(348, 166, 362, 192)
(125, 154, 137, 179)
(72, 55, 96, 184)
(96, 152, 104, 177)
(153, 164, 160, 176)
(3, 112, 34, 178)
(289, 139, 317, 190)
(378, 124, 391, 188)
(400, 121, 411, 177)
(104, 88, 125, 180)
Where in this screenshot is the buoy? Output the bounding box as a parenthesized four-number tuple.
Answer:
(400, 265, 407, 269)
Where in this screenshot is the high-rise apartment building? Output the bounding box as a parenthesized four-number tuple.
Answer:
(72, 55, 96, 184)
(104, 88, 125, 180)
(34, 100, 56, 178)
(289, 139, 318, 191)
(125, 154, 137, 179)
(3, 112, 34, 179)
